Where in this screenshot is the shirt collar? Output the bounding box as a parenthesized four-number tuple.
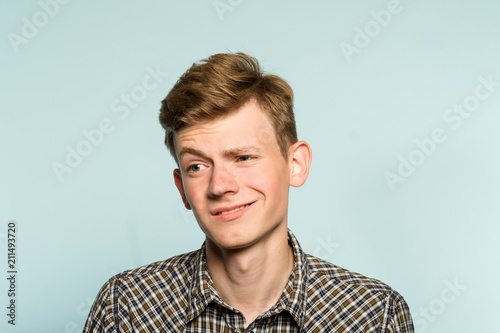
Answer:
(186, 241, 219, 322)
(186, 229, 308, 329)
(267, 229, 308, 329)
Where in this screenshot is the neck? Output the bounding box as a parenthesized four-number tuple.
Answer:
(205, 223, 294, 326)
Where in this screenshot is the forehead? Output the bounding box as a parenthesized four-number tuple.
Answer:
(175, 100, 279, 155)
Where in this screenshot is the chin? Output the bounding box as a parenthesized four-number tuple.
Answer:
(214, 235, 253, 250)
(208, 229, 259, 251)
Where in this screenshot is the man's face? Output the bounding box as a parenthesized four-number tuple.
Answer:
(173, 99, 292, 250)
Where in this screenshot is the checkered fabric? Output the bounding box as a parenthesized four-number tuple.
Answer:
(84, 230, 414, 332)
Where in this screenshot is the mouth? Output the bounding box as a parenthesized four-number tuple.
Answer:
(212, 202, 255, 216)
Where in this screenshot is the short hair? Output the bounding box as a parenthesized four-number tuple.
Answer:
(159, 52, 298, 163)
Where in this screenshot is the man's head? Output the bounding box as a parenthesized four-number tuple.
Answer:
(159, 52, 298, 163)
(159, 52, 311, 250)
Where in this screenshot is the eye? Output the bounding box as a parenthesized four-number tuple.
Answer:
(188, 164, 204, 173)
(237, 155, 253, 162)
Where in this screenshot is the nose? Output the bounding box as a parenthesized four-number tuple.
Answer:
(207, 163, 239, 197)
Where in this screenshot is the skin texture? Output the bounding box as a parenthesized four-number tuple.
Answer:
(173, 98, 312, 325)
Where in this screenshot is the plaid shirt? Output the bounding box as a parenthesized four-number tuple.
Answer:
(84, 230, 414, 332)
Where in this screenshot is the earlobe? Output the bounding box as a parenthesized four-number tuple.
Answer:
(289, 141, 312, 187)
(173, 169, 191, 210)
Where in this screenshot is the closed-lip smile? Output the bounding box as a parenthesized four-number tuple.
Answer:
(211, 201, 255, 216)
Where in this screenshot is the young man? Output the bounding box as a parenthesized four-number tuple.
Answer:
(84, 53, 414, 332)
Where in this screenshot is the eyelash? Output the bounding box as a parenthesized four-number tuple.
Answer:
(185, 156, 255, 173)
(237, 155, 253, 162)
(187, 164, 203, 173)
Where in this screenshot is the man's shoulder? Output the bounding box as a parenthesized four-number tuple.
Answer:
(305, 253, 399, 298)
(302, 254, 413, 331)
(85, 250, 203, 331)
(108, 249, 200, 289)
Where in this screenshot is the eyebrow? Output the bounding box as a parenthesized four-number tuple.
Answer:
(223, 146, 262, 156)
(178, 146, 262, 159)
(178, 147, 207, 159)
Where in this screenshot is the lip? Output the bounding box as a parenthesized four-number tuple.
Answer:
(211, 201, 256, 221)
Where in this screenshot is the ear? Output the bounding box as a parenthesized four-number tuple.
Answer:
(288, 141, 312, 187)
(173, 169, 191, 210)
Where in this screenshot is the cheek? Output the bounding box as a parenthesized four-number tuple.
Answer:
(240, 165, 288, 192)
(183, 178, 206, 204)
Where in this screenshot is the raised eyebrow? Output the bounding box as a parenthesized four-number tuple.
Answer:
(178, 146, 262, 159)
(178, 147, 207, 159)
(223, 146, 262, 156)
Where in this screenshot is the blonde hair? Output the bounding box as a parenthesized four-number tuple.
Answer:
(159, 52, 297, 162)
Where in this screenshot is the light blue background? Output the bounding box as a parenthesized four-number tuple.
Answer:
(1, 0, 499, 332)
